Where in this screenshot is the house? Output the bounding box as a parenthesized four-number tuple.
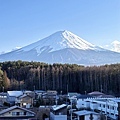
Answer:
(41, 91, 58, 105)
(23, 90, 35, 98)
(34, 90, 46, 99)
(73, 110, 100, 120)
(50, 104, 67, 120)
(76, 98, 119, 119)
(7, 91, 23, 104)
(15, 94, 33, 108)
(0, 105, 35, 119)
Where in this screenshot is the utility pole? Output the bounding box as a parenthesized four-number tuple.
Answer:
(101, 84, 103, 93)
(3, 86, 4, 93)
(34, 85, 35, 91)
(66, 83, 68, 104)
(33, 85, 35, 99)
(70, 99, 72, 120)
(55, 95, 58, 106)
(106, 100, 107, 120)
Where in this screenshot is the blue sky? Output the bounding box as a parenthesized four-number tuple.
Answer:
(0, 0, 120, 52)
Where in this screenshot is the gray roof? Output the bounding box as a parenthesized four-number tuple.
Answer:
(52, 104, 67, 111)
(74, 110, 98, 116)
(17, 94, 32, 99)
(88, 91, 104, 95)
(35, 90, 46, 93)
(7, 91, 23, 97)
(0, 105, 35, 115)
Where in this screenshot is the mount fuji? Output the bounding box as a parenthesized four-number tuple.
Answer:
(0, 30, 120, 66)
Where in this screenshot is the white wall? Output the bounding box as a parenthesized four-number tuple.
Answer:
(76, 99, 86, 109)
(76, 98, 119, 119)
(50, 112, 67, 120)
(90, 102, 98, 110)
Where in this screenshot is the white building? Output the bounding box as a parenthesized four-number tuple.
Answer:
(76, 98, 119, 119)
(73, 110, 99, 120)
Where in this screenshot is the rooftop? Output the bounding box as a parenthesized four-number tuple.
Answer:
(0, 105, 35, 115)
(74, 110, 98, 116)
(7, 91, 23, 97)
(17, 94, 32, 99)
(52, 104, 67, 111)
(88, 91, 104, 96)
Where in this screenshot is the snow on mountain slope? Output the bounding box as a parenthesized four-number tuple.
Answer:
(0, 30, 120, 66)
(19, 30, 99, 54)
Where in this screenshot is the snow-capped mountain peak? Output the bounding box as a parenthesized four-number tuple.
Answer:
(111, 40, 120, 52)
(61, 30, 95, 50)
(104, 40, 120, 53)
(20, 30, 96, 54)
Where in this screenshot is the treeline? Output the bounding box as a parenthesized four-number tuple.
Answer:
(0, 60, 120, 96)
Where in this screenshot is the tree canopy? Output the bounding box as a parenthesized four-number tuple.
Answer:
(0, 61, 120, 96)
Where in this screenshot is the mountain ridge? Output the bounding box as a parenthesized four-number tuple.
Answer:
(0, 30, 120, 66)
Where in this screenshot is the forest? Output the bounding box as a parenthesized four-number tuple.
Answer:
(0, 60, 120, 96)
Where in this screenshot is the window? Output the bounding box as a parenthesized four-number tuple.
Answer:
(12, 112, 16, 116)
(20, 112, 24, 115)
